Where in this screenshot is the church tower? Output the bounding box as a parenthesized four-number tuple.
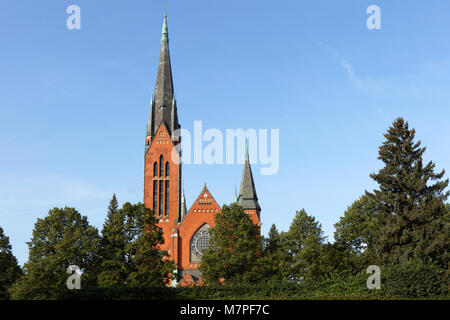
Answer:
(144, 11, 181, 255)
(143, 9, 262, 284)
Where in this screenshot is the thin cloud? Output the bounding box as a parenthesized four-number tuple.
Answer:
(340, 59, 363, 89)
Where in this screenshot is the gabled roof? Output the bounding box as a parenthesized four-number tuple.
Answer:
(183, 184, 221, 220)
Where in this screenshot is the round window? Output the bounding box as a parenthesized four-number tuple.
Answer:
(192, 230, 211, 258)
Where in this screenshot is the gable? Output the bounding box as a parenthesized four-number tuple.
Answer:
(185, 185, 221, 216)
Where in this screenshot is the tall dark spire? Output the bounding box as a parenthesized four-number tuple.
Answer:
(146, 9, 180, 140)
(237, 141, 261, 212)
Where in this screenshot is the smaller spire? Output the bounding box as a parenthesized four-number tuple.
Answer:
(237, 139, 261, 212)
(234, 185, 238, 203)
(181, 181, 187, 219)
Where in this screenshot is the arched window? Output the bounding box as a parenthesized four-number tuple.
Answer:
(165, 180, 169, 215)
(159, 155, 164, 177)
(165, 162, 170, 177)
(190, 224, 211, 262)
(153, 162, 158, 177)
(153, 180, 157, 214)
(159, 180, 164, 216)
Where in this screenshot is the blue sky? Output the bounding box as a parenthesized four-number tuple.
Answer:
(1, 0, 449, 266)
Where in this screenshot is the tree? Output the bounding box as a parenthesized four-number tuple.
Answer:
(8, 207, 100, 300)
(285, 209, 326, 282)
(108, 193, 119, 216)
(367, 118, 449, 269)
(123, 202, 175, 287)
(199, 203, 262, 285)
(0, 227, 22, 300)
(98, 195, 129, 287)
(98, 201, 174, 287)
(333, 194, 380, 270)
(260, 224, 290, 282)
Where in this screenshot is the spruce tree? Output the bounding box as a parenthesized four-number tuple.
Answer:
(261, 224, 290, 282)
(125, 203, 174, 287)
(98, 195, 129, 287)
(200, 203, 262, 284)
(108, 193, 119, 216)
(0, 227, 22, 300)
(367, 118, 449, 269)
(98, 201, 174, 287)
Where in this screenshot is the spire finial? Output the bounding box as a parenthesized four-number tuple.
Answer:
(245, 136, 249, 162)
(161, 1, 169, 43)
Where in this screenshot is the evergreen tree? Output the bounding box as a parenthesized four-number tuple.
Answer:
(261, 224, 290, 282)
(367, 118, 449, 269)
(199, 203, 262, 285)
(0, 227, 22, 300)
(123, 202, 175, 287)
(98, 195, 129, 287)
(285, 209, 326, 282)
(108, 193, 119, 216)
(98, 202, 174, 287)
(8, 207, 100, 300)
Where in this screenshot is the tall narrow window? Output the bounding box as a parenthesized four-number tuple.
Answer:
(153, 162, 158, 177)
(159, 180, 164, 216)
(153, 180, 157, 214)
(159, 155, 164, 177)
(165, 162, 170, 177)
(165, 180, 169, 216)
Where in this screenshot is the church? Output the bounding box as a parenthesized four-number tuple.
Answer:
(143, 12, 262, 286)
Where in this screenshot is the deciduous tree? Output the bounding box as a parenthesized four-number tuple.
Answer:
(200, 203, 262, 284)
(9, 207, 100, 300)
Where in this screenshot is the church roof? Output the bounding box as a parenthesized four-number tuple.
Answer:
(182, 184, 221, 221)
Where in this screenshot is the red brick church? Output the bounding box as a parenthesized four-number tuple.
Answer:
(143, 12, 261, 286)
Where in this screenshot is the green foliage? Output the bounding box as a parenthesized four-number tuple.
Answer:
(124, 203, 175, 287)
(98, 202, 175, 287)
(368, 118, 449, 269)
(57, 262, 448, 299)
(98, 196, 129, 287)
(380, 260, 448, 297)
(0, 227, 22, 300)
(8, 207, 100, 300)
(333, 194, 380, 272)
(285, 209, 327, 282)
(260, 224, 290, 281)
(199, 203, 262, 285)
(107, 193, 119, 216)
(334, 194, 378, 255)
